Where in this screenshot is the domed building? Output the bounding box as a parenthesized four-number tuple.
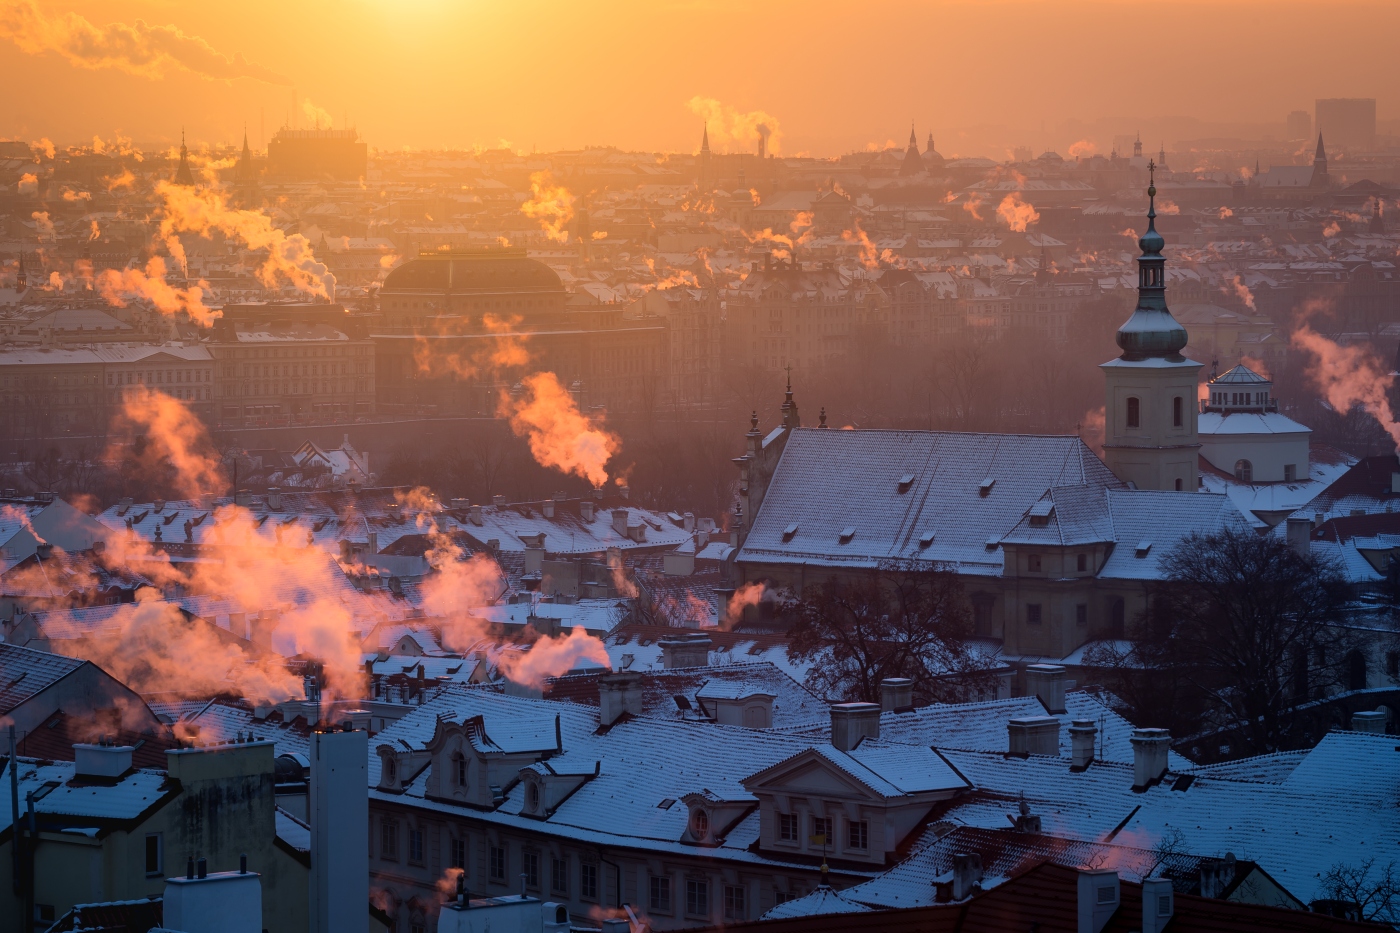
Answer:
(1199, 364, 1311, 484)
(373, 247, 663, 415)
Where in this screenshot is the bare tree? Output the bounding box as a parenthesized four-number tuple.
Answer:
(787, 558, 993, 703)
(1318, 859, 1399, 924)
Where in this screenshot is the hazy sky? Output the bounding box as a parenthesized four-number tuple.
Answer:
(1, 0, 1396, 158)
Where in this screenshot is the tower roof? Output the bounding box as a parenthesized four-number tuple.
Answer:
(1115, 162, 1189, 362)
(1211, 363, 1269, 385)
(174, 128, 195, 187)
(1315, 132, 1327, 161)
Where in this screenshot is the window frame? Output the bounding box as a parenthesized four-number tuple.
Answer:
(551, 856, 568, 896)
(650, 875, 673, 912)
(522, 850, 541, 890)
(451, 838, 467, 871)
(489, 844, 507, 883)
(777, 812, 798, 842)
(723, 883, 747, 921)
(380, 820, 399, 861)
(1026, 603, 1043, 625)
(580, 862, 599, 901)
(407, 828, 425, 866)
(144, 832, 163, 877)
(686, 878, 710, 918)
(1126, 396, 1140, 429)
(847, 819, 869, 851)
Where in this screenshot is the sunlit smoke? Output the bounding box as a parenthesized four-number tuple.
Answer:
(996, 192, 1039, 232)
(498, 627, 611, 688)
(17, 172, 37, 196)
(1079, 406, 1105, 457)
(724, 581, 766, 629)
(1067, 139, 1097, 159)
(519, 171, 574, 243)
(687, 96, 782, 155)
(108, 386, 229, 499)
(962, 193, 985, 222)
(30, 210, 53, 239)
(1291, 309, 1400, 448)
(841, 224, 879, 269)
(499, 372, 620, 487)
(97, 256, 217, 326)
(0, 0, 291, 83)
(1322, 220, 1341, 238)
(1226, 274, 1255, 311)
(302, 97, 334, 129)
(1218, 207, 1234, 219)
(412, 313, 531, 381)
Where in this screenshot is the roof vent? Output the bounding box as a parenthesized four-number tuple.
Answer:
(918, 531, 935, 548)
(897, 474, 915, 494)
(838, 526, 856, 544)
(782, 522, 799, 542)
(978, 478, 996, 498)
(985, 535, 1000, 551)
(1135, 540, 1152, 558)
(1028, 500, 1055, 526)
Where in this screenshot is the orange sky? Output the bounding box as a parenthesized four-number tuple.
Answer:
(1, 0, 1396, 157)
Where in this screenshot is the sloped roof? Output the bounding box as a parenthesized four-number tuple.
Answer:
(0, 642, 85, 712)
(1098, 490, 1251, 580)
(738, 430, 1122, 574)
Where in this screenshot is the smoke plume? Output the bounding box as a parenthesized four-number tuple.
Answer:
(520, 171, 574, 243)
(1291, 316, 1400, 447)
(499, 372, 620, 487)
(97, 255, 217, 325)
(687, 96, 783, 154)
(996, 192, 1039, 232)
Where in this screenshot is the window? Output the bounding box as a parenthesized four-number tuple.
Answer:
(1026, 603, 1043, 625)
(144, 833, 163, 876)
(451, 839, 466, 870)
(1076, 603, 1088, 627)
(408, 829, 424, 865)
(847, 820, 869, 850)
(778, 813, 798, 842)
(454, 753, 467, 787)
(527, 782, 540, 811)
(1234, 459, 1253, 483)
(1175, 478, 1183, 491)
(1076, 553, 1087, 572)
(1126, 396, 1140, 428)
(551, 857, 568, 895)
(690, 808, 709, 839)
(522, 851, 540, 889)
(687, 879, 710, 917)
(380, 821, 399, 861)
(1172, 395, 1183, 427)
(650, 876, 672, 912)
(580, 863, 598, 900)
(723, 884, 747, 921)
(1284, 464, 1297, 482)
(489, 845, 506, 882)
(810, 815, 832, 847)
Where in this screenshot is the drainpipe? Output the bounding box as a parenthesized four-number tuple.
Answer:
(24, 790, 36, 933)
(8, 726, 19, 896)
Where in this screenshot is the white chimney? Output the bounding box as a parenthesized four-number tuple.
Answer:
(73, 743, 134, 778)
(310, 728, 368, 933)
(830, 702, 881, 751)
(1130, 728, 1171, 790)
(579, 501, 595, 522)
(612, 509, 629, 536)
(1026, 663, 1067, 713)
(542, 499, 555, 519)
(164, 864, 263, 933)
(1140, 878, 1174, 933)
(1069, 720, 1097, 771)
(879, 677, 914, 713)
(952, 852, 982, 900)
(267, 487, 283, 511)
(1007, 716, 1060, 757)
(659, 632, 712, 669)
(1285, 517, 1311, 557)
(438, 895, 571, 933)
(1352, 710, 1387, 733)
(469, 504, 484, 526)
(1077, 870, 1119, 933)
(598, 671, 644, 727)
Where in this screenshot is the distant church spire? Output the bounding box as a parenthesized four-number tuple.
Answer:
(900, 124, 924, 176)
(174, 128, 195, 186)
(1115, 162, 1188, 361)
(1310, 132, 1330, 188)
(780, 367, 801, 429)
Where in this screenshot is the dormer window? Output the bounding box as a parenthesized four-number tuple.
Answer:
(689, 808, 710, 840)
(386, 758, 397, 783)
(897, 474, 915, 494)
(527, 781, 540, 812)
(453, 753, 467, 788)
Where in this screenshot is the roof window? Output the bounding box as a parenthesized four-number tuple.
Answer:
(838, 527, 856, 544)
(985, 535, 1000, 551)
(979, 478, 996, 498)
(782, 523, 799, 542)
(1135, 540, 1152, 558)
(897, 474, 916, 494)
(918, 531, 935, 548)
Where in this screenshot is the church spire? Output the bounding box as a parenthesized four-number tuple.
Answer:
(701, 123, 710, 154)
(1114, 162, 1188, 361)
(174, 128, 195, 186)
(1310, 132, 1330, 188)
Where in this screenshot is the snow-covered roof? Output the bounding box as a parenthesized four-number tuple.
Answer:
(1198, 411, 1311, 436)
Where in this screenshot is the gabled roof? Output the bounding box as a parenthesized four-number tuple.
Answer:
(0, 642, 85, 712)
(738, 430, 1122, 574)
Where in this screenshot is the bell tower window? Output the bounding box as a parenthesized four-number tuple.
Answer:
(1126, 397, 1140, 428)
(1172, 396, 1183, 427)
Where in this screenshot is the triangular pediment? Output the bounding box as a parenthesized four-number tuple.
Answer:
(742, 748, 884, 801)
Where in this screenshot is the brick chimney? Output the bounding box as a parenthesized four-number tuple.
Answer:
(1007, 716, 1060, 757)
(1198, 854, 1237, 899)
(879, 677, 913, 713)
(830, 702, 881, 751)
(1026, 663, 1067, 713)
(1069, 720, 1097, 771)
(598, 671, 644, 727)
(1140, 877, 1174, 933)
(952, 852, 983, 900)
(1130, 728, 1171, 791)
(1285, 517, 1311, 557)
(659, 632, 712, 669)
(1077, 870, 1119, 933)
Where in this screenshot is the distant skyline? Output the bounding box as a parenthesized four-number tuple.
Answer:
(1, 0, 1397, 159)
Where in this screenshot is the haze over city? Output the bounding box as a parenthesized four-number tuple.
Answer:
(0, 3, 1398, 933)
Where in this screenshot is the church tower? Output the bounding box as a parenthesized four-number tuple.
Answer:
(699, 124, 712, 191)
(1100, 163, 1201, 492)
(1309, 133, 1330, 188)
(174, 129, 195, 186)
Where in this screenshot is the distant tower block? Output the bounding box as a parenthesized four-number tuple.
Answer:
(1100, 162, 1202, 493)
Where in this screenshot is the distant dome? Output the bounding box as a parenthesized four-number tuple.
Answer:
(381, 249, 562, 294)
(1038, 151, 1064, 162)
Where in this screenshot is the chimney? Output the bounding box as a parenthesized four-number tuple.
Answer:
(1069, 720, 1097, 771)
(543, 499, 556, 519)
(618, 484, 630, 500)
(267, 487, 283, 511)
(1392, 472, 1400, 495)
(163, 866, 263, 933)
(1007, 716, 1060, 757)
(524, 546, 544, 575)
(1130, 728, 1171, 791)
(1352, 710, 1387, 733)
(683, 512, 695, 532)
(492, 495, 506, 507)
(73, 742, 134, 778)
(598, 671, 644, 727)
(879, 677, 914, 713)
(1077, 870, 1119, 933)
(1141, 878, 1174, 933)
(659, 632, 712, 669)
(579, 501, 595, 522)
(1026, 663, 1067, 713)
(235, 489, 252, 507)
(1285, 517, 1311, 557)
(612, 508, 629, 536)
(830, 702, 881, 751)
(952, 852, 983, 900)
(366, 531, 378, 555)
(153, 498, 166, 513)
(1198, 854, 1237, 899)
(309, 727, 368, 933)
(468, 504, 484, 526)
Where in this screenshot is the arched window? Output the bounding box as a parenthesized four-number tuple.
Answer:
(527, 781, 540, 811)
(1126, 397, 1140, 428)
(1234, 459, 1253, 482)
(690, 808, 710, 839)
(453, 753, 467, 788)
(1172, 396, 1183, 427)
